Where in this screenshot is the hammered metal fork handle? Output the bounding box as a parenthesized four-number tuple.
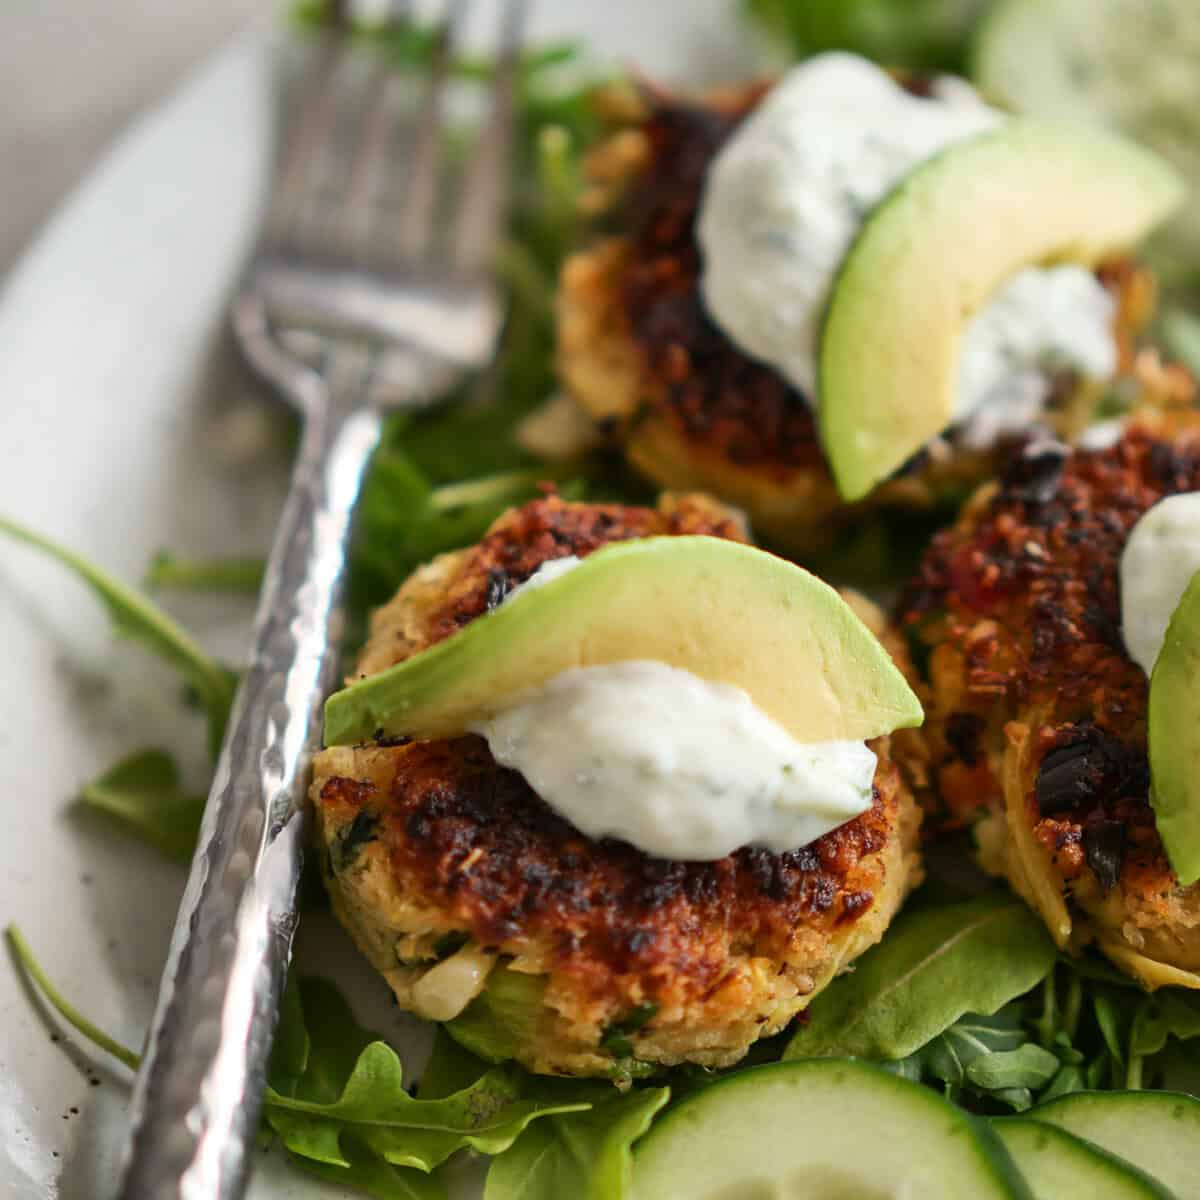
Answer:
(119, 353, 383, 1200)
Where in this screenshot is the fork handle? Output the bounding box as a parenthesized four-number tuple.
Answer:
(119, 360, 383, 1200)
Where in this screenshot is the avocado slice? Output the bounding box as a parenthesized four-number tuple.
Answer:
(324, 536, 922, 746)
(819, 119, 1184, 501)
(1148, 567, 1200, 886)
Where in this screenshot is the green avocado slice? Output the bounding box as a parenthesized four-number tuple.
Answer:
(819, 119, 1184, 502)
(1148, 568, 1200, 886)
(324, 536, 922, 746)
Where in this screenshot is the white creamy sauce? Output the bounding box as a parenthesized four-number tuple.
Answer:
(1077, 417, 1127, 452)
(955, 266, 1117, 444)
(697, 52, 1116, 442)
(1121, 492, 1200, 675)
(471, 660, 877, 862)
(504, 554, 582, 601)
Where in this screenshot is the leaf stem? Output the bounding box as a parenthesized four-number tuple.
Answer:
(1126, 1052, 1145, 1090)
(1062, 970, 1083, 1044)
(1035, 968, 1058, 1049)
(5, 924, 141, 1071)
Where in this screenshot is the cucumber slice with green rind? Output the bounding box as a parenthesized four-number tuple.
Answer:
(1028, 1090, 1200, 1198)
(632, 1058, 1032, 1199)
(992, 1117, 1173, 1199)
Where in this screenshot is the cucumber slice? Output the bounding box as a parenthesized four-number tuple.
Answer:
(992, 1117, 1172, 1199)
(632, 1059, 1031, 1199)
(1029, 1091, 1200, 1197)
(973, 0, 1200, 276)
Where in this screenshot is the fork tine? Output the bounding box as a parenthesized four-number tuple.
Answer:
(449, 0, 525, 276)
(393, 0, 467, 265)
(263, 12, 350, 246)
(335, 2, 414, 259)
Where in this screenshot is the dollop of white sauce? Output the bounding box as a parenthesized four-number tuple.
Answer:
(1121, 493, 1200, 675)
(471, 661, 877, 861)
(697, 52, 1116, 440)
(503, 555, 582, 601)
(955, 267, 1117, 445)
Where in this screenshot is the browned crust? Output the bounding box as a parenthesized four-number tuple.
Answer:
(422, 490, 749, 643)
(557, 84, 1164, 553)
(316, 494, 923, 1068)
(352, 491, 749, 681)
(900, 416, 1200, 975)
(316, 734, 909, 1013)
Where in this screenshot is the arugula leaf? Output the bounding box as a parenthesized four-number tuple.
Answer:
(288, 1140, 445, 1200)
(484, 1086, 669, 1200)
(0, 516, 236, 757)
(784, 895, 1057, 1061)
(76, 749, 205, 864)
(263, 977, 590, 1173)
(4, 925, 141, 1071)
(145, 551, 265, 593)
(285, 1142, 446, 1200)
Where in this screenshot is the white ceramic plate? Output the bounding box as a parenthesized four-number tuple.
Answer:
(0, 7, 758, 1197)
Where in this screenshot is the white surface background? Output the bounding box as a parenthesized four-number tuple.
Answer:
(0, 4, 760, 1197)
(0, 0, 762, 274)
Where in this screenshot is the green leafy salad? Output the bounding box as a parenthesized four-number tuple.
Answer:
(7, 3, 1200, 1199)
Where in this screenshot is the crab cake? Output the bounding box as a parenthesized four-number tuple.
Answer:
(311, 493, 923, 1077)
(555, 82, 1159, 554)
(900, 409, 1200, 989)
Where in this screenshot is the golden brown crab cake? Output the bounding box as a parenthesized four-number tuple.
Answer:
(312, 493, 923, 1077)
(555, 84, 1163, 555)
(899, 411, 1200, 989)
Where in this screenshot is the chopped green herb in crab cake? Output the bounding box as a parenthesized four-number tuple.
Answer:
(311, 491, 924, 1078)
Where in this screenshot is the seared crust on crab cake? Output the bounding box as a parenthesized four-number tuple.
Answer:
(312, 493, 923, 1076)
(899, 409, 1200, 989)
(555, 84, 1159, 553)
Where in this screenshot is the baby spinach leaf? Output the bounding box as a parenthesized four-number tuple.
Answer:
(484, 1086, 669, 1200)
(885, 1008, 1053, 1110)
(964, 1043, 1061, 1093)
(1130, 990, 1200, 1060)
(145, 551, 266, 593)
(914, 1012, 1028, 1087)
(76, 749, 205, 864)
(784, 895, 1056, 1061)
(263, 977, 589, 1173)
(0, 517, 236, 756)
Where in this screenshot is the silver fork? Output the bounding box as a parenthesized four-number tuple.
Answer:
(118, 5, 522, 1196)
